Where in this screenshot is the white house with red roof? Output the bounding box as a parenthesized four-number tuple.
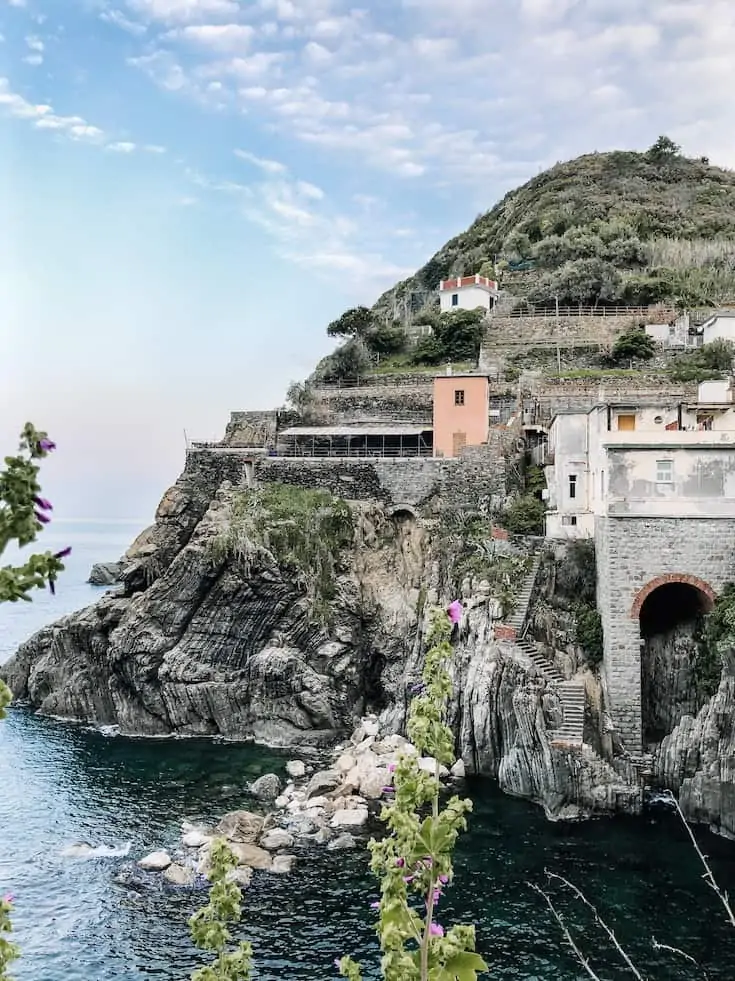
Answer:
(438, 274, 499, 314)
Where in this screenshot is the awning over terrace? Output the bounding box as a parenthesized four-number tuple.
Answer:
(276, 424, 433, 457)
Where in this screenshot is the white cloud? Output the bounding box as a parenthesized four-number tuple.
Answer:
(166, 24, 255, 48)
(234, 148, 288, 173)
(126, 0, 240, 23)
(0, 78, 106, 143)
(100, 9, 148, 34)
(144, 143, 167, 152)
(107, 140, 137, 152)
(302, 41, 332, 65)
(23, 54, 43, 66)
(25, 36, 44, 52)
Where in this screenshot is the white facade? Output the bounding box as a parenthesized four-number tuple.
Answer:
(438, 274, 498, 314)
(544, 381, 735, 537)
(701, 312, 735, 345)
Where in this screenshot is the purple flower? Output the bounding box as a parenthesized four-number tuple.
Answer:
(3, 893, 14, 904)
(423, 857, 433, 867)
(381, 786, 395, 794)
(370, 901, 380, 909)
(387, 763, 396, 773)
(409, 683, 425, 694)
(403, 875, 414, 884)
(438, 874, 449, 884)
(33, 496, 53, 511)
(37, 438, 56, 453)
(433, 889, 442, 903)
(34, 511, 51, 525)
(429, 922, 444, 937)
(54, 547, 72, 560)
(334, 958, 341, 969)
(395, 858, 405, 868)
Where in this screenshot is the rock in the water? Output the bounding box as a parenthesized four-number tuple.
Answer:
(260, 829, 295, 851)
(87, 561, 123, 586)
(271, 854, 296, 874)
(286, 760, 306, 779)
(450, 759, 466, 779)
(330, 808, 369, 828)
(163, 863, 195, 886)
(250, 773, 282, 801)
(229, 843, 272, 870)
(327, 832, 357, 851)
(216, 811, 264, 843)
(226, 867, 253, 889)
(417, 757, 450, 779)
(182, 830, 213, 849)
(138, 850, 171, 872)
(306, 769, 342, 799)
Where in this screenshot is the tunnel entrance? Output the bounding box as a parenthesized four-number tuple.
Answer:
(635, 577, 714, 748)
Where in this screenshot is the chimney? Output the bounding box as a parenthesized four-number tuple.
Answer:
(446, 362, 453, 376)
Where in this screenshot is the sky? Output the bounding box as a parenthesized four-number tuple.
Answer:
(2, 0, 735, 521)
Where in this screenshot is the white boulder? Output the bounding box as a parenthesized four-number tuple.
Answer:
(138, 850, 172, 872)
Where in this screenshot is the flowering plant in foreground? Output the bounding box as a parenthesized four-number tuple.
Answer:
(337, 609, 488, 981)
(189, 839, 253, 980)
(0, 423, 69, 980)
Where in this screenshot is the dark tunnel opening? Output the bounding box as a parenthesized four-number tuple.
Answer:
(639, 582, 712, 639)
(639, 581, 714, 747)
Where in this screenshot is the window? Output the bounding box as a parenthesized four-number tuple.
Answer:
(600, 471, 605, 496)
(451, 293, 459, 306)
(454, 389, 465, 406)
(656, 460, 673, 484)
(617, 414, 636, 431)
(569, 474, 577, 499)
(562, 515, 578, 526)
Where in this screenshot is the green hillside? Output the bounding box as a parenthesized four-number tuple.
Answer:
(374, 138, 735, 318)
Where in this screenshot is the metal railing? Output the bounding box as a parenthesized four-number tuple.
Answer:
(274, 445, 433, 458)
(313, 374, 436, 391)
(502, 305, 675, 319)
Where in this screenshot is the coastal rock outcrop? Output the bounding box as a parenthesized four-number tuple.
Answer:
(2, 454, 642, 822)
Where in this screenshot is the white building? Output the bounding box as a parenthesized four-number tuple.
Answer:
(645, 310, 735, 350)
(544, 380, 735, 538)
(438, 274, 499, 314)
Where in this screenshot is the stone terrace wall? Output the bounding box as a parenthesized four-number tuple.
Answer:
(313, 387, 433, 426)
(480, 310, 674, 370)
(222, 411, 278, 447)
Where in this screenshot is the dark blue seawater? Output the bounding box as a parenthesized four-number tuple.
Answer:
(2, 522, 735, 980)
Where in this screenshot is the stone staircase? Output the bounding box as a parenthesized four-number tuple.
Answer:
(507, 552, 541, 635)
(502, 552, 586, 748)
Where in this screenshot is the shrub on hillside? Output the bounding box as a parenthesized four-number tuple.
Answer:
(500, 494, 545, 536)
(611, 328, 656, 362)
(412, 308, 485, 365)
(326, 306, 375, 338)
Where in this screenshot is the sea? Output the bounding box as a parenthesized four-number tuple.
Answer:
(1, 520, 734, 980)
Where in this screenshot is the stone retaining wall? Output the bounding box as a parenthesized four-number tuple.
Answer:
(314, 388, 433, 425)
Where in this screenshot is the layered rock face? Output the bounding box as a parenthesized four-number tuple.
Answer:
(655, 648, 735, 837)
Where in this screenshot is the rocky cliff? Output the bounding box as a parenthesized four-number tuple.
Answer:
(0, 454, 640, 822)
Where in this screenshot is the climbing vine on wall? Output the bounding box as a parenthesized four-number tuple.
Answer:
(693, 582, 735, 699)
(208, 483, 354, 627)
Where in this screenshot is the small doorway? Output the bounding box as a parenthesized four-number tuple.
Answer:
(452, 431, 467, 456)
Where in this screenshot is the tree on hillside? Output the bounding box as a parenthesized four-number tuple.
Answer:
(412, 308, 486, 366)
(320, 338, 372, 381)
(611, 327, 656, 362)
(326, 306, 375, 338)
(647, 135, 681, 163)
(528, 258, 621, 308)
(367, 322, 406, 356)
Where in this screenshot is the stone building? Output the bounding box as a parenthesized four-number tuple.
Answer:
(543, 379, 735, 751)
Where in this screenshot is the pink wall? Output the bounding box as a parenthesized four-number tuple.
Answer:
(432, 375, 489, 457)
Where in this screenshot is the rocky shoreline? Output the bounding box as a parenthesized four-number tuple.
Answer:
(133, 714, 465, 889)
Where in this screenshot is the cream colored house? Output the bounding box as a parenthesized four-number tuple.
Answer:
(544, 380, 735, 537)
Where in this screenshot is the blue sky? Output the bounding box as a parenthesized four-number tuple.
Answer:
(1, 0, 733, 521)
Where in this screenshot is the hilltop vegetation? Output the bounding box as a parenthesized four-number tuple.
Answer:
(375, 138, 735, 318)
(310, 139, 735, 382)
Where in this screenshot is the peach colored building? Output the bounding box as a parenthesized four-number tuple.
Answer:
(432, 373, 489, 458)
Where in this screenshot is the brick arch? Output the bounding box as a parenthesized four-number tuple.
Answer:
(630, 573, 716, 618)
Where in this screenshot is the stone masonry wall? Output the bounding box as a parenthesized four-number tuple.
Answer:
(313, 388, 433, 425)
(222, 411, 278, 447)
(596, 515, 735, 752)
